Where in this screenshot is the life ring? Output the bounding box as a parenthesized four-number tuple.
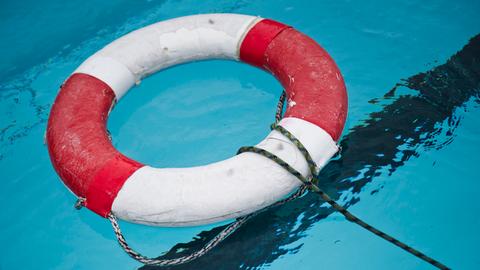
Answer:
(47, 13, 347, 226)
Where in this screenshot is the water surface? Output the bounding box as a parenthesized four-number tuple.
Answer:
(1, 0, 479, 269)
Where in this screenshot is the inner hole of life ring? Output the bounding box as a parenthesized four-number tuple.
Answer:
(106, 59, 285, 168)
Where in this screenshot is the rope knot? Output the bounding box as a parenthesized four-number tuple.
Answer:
(74, 197, 86, 210)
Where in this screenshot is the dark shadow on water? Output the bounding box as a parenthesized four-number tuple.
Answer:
(140, 34, 480, 270)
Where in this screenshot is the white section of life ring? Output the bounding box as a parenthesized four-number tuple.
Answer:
(112, 117, 338, 226)
(74, 14, 260, 99)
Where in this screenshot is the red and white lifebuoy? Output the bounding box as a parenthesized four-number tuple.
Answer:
(47, 14, 347, 226)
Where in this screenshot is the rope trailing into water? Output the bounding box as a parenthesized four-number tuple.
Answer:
(106, 91, 449, 269)
(238, 129, 450, 270)
(237, 92, 450, 270)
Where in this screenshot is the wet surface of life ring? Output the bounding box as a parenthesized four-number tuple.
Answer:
(46, 14, 347, 226)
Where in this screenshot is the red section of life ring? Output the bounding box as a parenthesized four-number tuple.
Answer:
(46, 73, 143, 216)
(240, 20, 347, 141)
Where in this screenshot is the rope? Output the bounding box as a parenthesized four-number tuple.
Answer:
(108, 187, 307, 267)
(106, 90, 449, 269)
(237, 100, 450, 269)
(108, 213, 247, 266)
(275, 90, 286, 124)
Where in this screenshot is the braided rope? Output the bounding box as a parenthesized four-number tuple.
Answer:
(238, 122, 450, 270)
(108, 186, 307, 266)
(274, 90, 286, 124)
(271, 123, 319, 177)
(108, 213, 247, 266)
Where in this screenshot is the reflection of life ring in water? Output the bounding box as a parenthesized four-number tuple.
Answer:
(46, 14, 347, 226)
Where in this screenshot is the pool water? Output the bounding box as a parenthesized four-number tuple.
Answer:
(1, 0, 479, 269)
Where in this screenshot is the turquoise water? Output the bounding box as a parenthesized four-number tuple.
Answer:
(1, 0, 479, 269)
